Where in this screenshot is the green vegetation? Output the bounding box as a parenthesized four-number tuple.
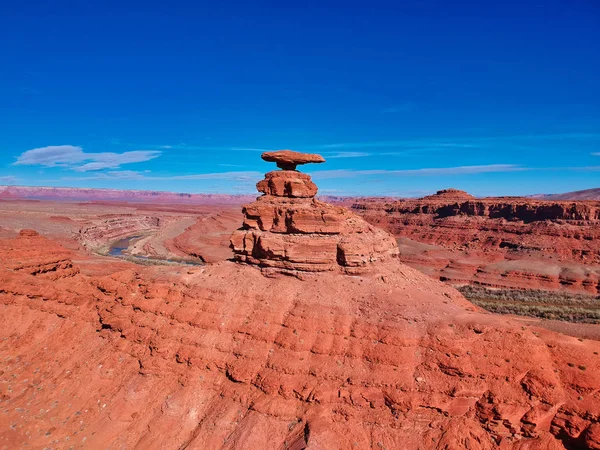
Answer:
(458, 285, 600, 324)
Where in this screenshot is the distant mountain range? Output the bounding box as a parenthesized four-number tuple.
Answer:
(529, 187, 600, 201)
(2, 185, 599, 203)
(0, 185, 256, 204)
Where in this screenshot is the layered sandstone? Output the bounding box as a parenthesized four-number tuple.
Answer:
(230, 151, 398, 275)
(79, 215, 161, 250)
(350, 191, 600, 295)
(0, 231, 599, 449)
(0, 229, 79, 279)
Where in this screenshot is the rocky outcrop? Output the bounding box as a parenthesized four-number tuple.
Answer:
(367, 197, 600, 223)
(0, 229, 79, 279)
(230, 150, 398, 275)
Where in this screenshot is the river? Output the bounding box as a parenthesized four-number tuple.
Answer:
(107, 235, 203, 266)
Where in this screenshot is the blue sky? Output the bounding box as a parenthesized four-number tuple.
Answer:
(1, 0, 599, 197)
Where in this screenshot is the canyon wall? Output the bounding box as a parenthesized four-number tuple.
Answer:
(349, 190, 600, 295)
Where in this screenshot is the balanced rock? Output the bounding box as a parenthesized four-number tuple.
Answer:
(261, 149, 325, 170)
(231, 150, 398, 275)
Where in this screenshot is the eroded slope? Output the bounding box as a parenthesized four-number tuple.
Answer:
(1, 232, 599, 449)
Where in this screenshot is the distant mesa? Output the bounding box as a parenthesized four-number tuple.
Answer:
(231, 150, 398, 276)
(530, 187, 600, 201)
(261, 149, 325, 171)
(423, 188, 475, 200)
(19, 229, 39, 237)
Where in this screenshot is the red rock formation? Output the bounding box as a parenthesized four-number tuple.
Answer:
(1, 165, 599, 449)
(231, 152, 398, 275)
(350, 191, 600, 294)
(0, 230, 599, 449)
(0, 229, 79, 279)
(256, 170, 318, 198)
(171, 208, 242, 263)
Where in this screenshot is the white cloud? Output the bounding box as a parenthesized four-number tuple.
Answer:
(310, 164, 525, 179)
(592, 152, 600, 156)
(14, 145, 161, 171)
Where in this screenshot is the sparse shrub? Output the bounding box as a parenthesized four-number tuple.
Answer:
(457, 285, 600, 324)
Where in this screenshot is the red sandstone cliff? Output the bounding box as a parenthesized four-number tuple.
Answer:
(350, 190, 600, 295)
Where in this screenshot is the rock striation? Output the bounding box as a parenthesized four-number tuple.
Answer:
(1, 231, 599, 449)
(231, 150, 398, 275)
(349, 191, 600, 295)
(0, 229, 79, 279)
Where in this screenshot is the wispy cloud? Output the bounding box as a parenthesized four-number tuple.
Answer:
(568, 165, 600, 171)
(0, 176, 18, 184)
(311, 164, 525, 179)
(61, 170, 262, 182)
(592, 152, 600, 156)
(316, 140, 478, 151)
(325, 151, 371, 159)
(14, 145, 161, 172)
(156, 144, 271, 152)
(314, 133, 600, 151)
